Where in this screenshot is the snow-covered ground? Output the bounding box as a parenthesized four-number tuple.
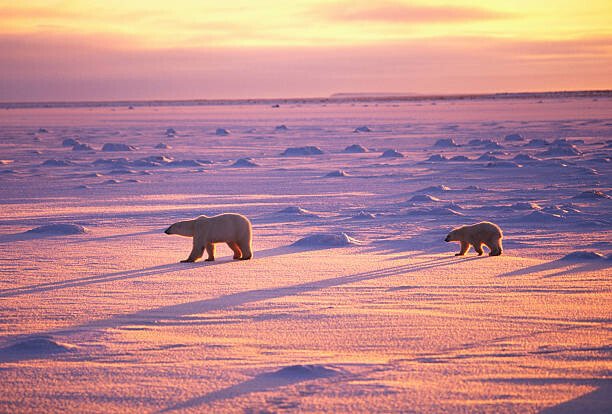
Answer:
(0, 97, 610, 413)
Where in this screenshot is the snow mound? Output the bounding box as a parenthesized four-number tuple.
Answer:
(512, 202, 542, 210)
(26, 224, 86, 235)
(352, 211, 376, 220)
(0, 160, 12, 165)
(275, 124, 289, 131)
(109, 169, 135, 175)
(93, 158, 130, 168)
(408, 207, 464, 216)
(553, 138, 584, 146)
(518, 211, 565, 223)
(559, 251, 606, 261)
(72, 143, 94, 151)
(504, 133, 524, 141)
(410, 194, 442, 202)
(344, 144, 368, 153)
(538, 145, 582, 157)
(37, 128, 49, 133)
(292, 233, 361, 247)
(467, 139, 485, 146)
(416, 185, 451, 193)
(62, 138, 80, 147)
(264, 364, 340, 380)
(380, 149, 404, 158)
(426, 154, 448, 162)
(434, 138, 458, 148)
(450, 155, 470, 161)
(354, 126, 372, 133)
(486, 161, 522, 168)
(168, 160, 206, 167)
(155, 143, 172, 149)
(281, 146, 324, 156)
(42, 159, 74, 167)
(102, 143, 136, 152)
(573, 190, 611, 200)
(215, 128, 231, 136)
(325, 169, 349, 177)
(524, 138, 550, 147)
(277, 206, 320, 217)
(543, 204, 581, 215)
(477, 153, 500, 161)
(132, 155, 173, 167)
(467, 139, 503, 149)
(513, 154, 540, 162)
(165, 128, 176, 136)
(2, 337, 76, 356)
(232, 158, 259, 167)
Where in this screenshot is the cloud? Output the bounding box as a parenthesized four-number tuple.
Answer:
(315, 1, 514, 24)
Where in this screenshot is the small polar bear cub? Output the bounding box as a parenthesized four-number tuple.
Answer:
(165, 213, 253, 262)
(445, 221, 503, 256)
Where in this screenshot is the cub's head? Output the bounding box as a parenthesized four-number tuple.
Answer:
(444, 228, 462, 242)
(164, 219, 195, 237)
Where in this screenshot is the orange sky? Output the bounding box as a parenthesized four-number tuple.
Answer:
(1, 1, 611, 101)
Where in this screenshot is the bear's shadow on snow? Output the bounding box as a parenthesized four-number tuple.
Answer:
(365, 228, 490, 258)
(4, 256, 459, 363)
(497, 259, 610, 279)
(480, 378, 611, 414)
(72, 257, 456, 330)
(0, 246, 292, 299)
(157, 365, 342, 413)
(66, 229, 164, 244)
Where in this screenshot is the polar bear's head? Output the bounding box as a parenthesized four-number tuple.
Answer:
(164, 219, 196, 237)
(444, 227, 463, 242)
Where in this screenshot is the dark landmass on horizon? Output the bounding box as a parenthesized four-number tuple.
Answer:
(1, 90, 610, 110)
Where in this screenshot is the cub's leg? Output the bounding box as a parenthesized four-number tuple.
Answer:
(486, 239, 502, 256)
(237, 240, 252, 260)
(227, 241, 243, 259)
(473, 242, 484, 256)
(182, 240, 204, 263)
(205, 243, 216, 261)
(456, 241, 469, 256)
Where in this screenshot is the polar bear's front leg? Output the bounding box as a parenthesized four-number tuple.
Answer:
(182, 239, 204, 262)
(456, 241, 469, 256)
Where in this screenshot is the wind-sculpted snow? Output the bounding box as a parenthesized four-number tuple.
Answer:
(291, 232, 362, 247)
(0, 97, 610, 413)
(26, 224, 87, 235)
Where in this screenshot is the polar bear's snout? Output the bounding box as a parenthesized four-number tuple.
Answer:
(164, 226, 171, 234)
(444, 236, 450, 242)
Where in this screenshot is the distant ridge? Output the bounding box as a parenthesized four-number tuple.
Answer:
(2, 90, 610, 109)
(330, 92, 421, 98)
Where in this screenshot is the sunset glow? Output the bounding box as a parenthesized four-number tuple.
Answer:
(1, 0, 611, 100)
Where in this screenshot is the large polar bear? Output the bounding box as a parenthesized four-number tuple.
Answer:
(165, 213, 253, 262)
(444, 221, 503, 256)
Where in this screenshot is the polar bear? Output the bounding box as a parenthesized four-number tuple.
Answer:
(165, 213, 253, 262)
(444, 221, 503, 256)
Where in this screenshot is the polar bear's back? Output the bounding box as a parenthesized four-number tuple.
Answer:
(196, 213, 252, 242)
(468, 221, 503, 238)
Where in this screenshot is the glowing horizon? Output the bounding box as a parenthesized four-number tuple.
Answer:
(1, 0, 611, 101)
